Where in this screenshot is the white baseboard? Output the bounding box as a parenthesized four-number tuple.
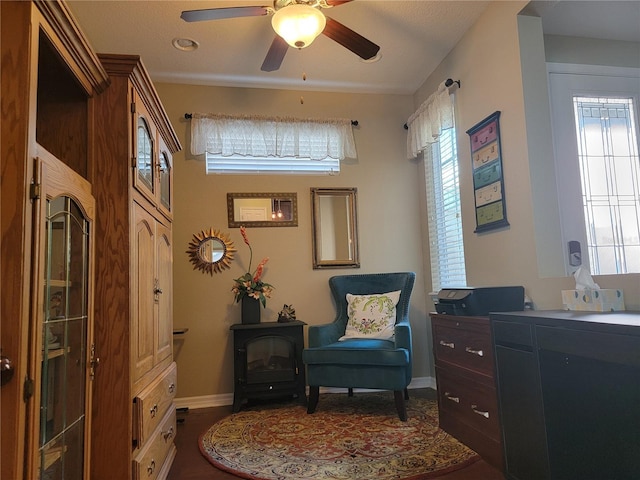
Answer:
(174, 376, 436, 410)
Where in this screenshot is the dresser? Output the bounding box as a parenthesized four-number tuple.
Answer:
(90, 55, 181, 480)
(430, 313, 503, 470)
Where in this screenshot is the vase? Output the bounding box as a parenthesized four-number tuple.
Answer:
(241, 296, 261, 324)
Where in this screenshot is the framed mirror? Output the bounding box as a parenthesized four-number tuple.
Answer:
(227, 192, 298, 228)
(311, 187, 360, 269)
(186, 227, 236, 275)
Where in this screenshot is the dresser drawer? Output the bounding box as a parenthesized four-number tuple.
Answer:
(134, 362, 177, 447)
(436, 366, 501, 441)
(133, 404, 176, 480)
(432, 318, 494, 376)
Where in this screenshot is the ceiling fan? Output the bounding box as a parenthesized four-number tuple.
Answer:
(180, 0, 380, 72)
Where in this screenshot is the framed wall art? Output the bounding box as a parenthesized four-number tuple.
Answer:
(466, 111, 510, 233)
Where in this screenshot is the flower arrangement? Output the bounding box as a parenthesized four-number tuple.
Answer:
(232, 226, 274, 307)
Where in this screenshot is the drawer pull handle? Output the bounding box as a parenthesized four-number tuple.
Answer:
(168, 383, 175, 393)
(465, 347, 484, 356)
(150, 404, 158, 418)
(163, 426, 174, 441)
(147, 459, 156, 476)
(444, 392, 460, 403)
(439, 340, 455, 349)
(471, 404, 490, 418)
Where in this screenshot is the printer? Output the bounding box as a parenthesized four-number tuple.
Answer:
(435, 286, 525, 316)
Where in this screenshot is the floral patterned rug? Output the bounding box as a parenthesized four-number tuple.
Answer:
(199, 392, 479, 480)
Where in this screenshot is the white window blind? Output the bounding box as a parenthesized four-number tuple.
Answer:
(190, 113, 356, 175)
(205, 154, 340, 175)
(407, 82, 466, 292)
(424, 127, 467, 291)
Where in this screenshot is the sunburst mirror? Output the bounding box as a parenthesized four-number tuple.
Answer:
(187, 227, 236, 275)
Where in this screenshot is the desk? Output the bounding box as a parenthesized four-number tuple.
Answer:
(492, 310, 640, 480)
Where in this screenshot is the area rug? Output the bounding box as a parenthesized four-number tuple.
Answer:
(199, 392, 480, 480)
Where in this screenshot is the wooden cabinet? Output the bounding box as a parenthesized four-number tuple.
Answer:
(131, 204, 173, 386)
(492, 311, 640, 480)
(430, 313, 503, 470)
(1, 2, 109, 479)
(90, 54, 181, 480)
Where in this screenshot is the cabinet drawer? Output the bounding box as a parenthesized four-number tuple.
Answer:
(133, 404, 176, 480)
(436, 366, 500, 441)
(432, 319, 494, 375)
(134, 362, 177, 447)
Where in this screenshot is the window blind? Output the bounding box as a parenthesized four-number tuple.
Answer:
(206, 154, 340, 175)
(424, 127, 467, 291)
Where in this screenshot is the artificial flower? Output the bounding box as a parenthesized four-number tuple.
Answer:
(232, 226, 274, 307)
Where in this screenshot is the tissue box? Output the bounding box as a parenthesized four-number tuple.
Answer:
(561, 289, 625, 312)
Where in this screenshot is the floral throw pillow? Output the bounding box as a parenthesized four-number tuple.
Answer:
(339, 290, 401, 341)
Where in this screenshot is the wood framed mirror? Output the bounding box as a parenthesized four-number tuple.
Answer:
(186, 227, 236, 275)
(227, 192, 298, 228)
(311, 187, 360, 269)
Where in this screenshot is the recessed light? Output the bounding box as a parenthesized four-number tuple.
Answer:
(172, 37, 199, 51)
(360, 52, 382, 64)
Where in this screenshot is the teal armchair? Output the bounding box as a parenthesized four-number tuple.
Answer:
(302, 272, 415, 421)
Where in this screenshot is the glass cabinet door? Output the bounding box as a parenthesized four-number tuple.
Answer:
(40, 196, 89, 479)
(158, 146, 172, 217)
(30, 153, 95, 480)
(136, 116, 155, 195)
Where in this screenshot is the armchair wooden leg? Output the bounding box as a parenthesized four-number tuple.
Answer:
(307, 386, 320, 414)
(404, 388, 409, 400)
(348, 388, 354, 397)
(394, 390, 408, 422)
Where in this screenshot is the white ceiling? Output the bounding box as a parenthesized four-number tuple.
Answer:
(67, 1, 639, 95)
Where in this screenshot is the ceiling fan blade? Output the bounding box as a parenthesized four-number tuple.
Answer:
(181, 6, 270, 22)
(261, 35, 289, 72)
(322, 17, 380, 60)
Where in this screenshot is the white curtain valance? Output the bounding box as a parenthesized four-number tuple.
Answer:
(190, 113, 357, 161)
(406, 82, 454, 159)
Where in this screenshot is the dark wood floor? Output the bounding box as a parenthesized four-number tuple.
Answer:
(168, 389, 505, 480)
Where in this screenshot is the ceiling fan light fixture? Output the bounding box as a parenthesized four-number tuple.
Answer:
(271, 4, 326, 49)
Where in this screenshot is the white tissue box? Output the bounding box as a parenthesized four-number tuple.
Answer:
(561, 289, 625, 312)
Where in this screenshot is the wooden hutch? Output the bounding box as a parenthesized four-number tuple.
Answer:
(1, 2, 181, 479)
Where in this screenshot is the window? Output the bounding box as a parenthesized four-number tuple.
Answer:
(190, 114, 355, 175)
(572, 96, 640, 274)
(407, 83, 466, 292)
(424, 126, 467, 291)
(205, 154, 340, 175)
(548, 64, 640, 275)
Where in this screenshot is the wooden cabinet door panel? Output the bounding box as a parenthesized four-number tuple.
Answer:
(155, 223, 172, 365)
(132, 203, 156, 381)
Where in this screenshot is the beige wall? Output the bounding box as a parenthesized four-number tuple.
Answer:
(155, 84, 430, 400)
(414, 2, 639, 312)
(158, 1, 640, 402)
